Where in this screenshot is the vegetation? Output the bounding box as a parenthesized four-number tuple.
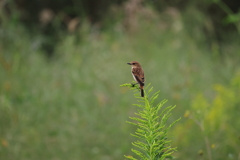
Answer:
(1, 0, 240, 160)
(121, 84, 180, 160)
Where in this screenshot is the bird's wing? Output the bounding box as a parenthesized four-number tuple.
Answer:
(133, 67, 144, 86)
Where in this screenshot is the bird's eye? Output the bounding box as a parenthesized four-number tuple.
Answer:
(132, 63, 135, 65)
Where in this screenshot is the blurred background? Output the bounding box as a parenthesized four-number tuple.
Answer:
(0, 0, 240, 159)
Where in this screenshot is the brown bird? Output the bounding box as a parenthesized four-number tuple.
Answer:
(127, 61, 145, 97)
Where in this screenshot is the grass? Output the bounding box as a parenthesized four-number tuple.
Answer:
(1, 6, 240, 160)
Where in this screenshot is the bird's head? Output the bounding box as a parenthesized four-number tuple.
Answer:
(127, 61, 141, 67)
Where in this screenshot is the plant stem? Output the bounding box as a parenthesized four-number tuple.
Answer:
(190, 115, 212, 160)
(204, 134, 212, 160)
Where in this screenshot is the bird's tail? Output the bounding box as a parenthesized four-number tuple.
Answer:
(141, 88, 144, 97)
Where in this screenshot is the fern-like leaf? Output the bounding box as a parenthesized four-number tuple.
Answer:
(121, 83, 180, 160)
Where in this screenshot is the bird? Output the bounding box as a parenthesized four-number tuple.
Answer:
(127, 61, 145, 97)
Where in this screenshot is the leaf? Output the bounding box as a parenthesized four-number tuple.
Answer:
(125, 84, 179, 159)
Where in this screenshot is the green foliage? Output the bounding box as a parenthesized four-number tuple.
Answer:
(177, 73, 240, 160)
(1, 3, 240, 160)
(122, 84, 180, 160)
(213, 0, 240, 34)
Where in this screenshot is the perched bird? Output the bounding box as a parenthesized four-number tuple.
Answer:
(127, 61, 145, 97)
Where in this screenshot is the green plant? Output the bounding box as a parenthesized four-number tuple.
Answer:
(121, 83, 180, 160)
(182, 72, 240, 160)
(212, 0, 240, 35)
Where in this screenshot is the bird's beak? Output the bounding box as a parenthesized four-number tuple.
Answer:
(127, 63, 131, 65)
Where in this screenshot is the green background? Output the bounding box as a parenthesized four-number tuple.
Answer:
(1, 0, 240, 159)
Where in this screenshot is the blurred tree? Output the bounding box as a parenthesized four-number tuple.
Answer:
(0, 0, 239, 56)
